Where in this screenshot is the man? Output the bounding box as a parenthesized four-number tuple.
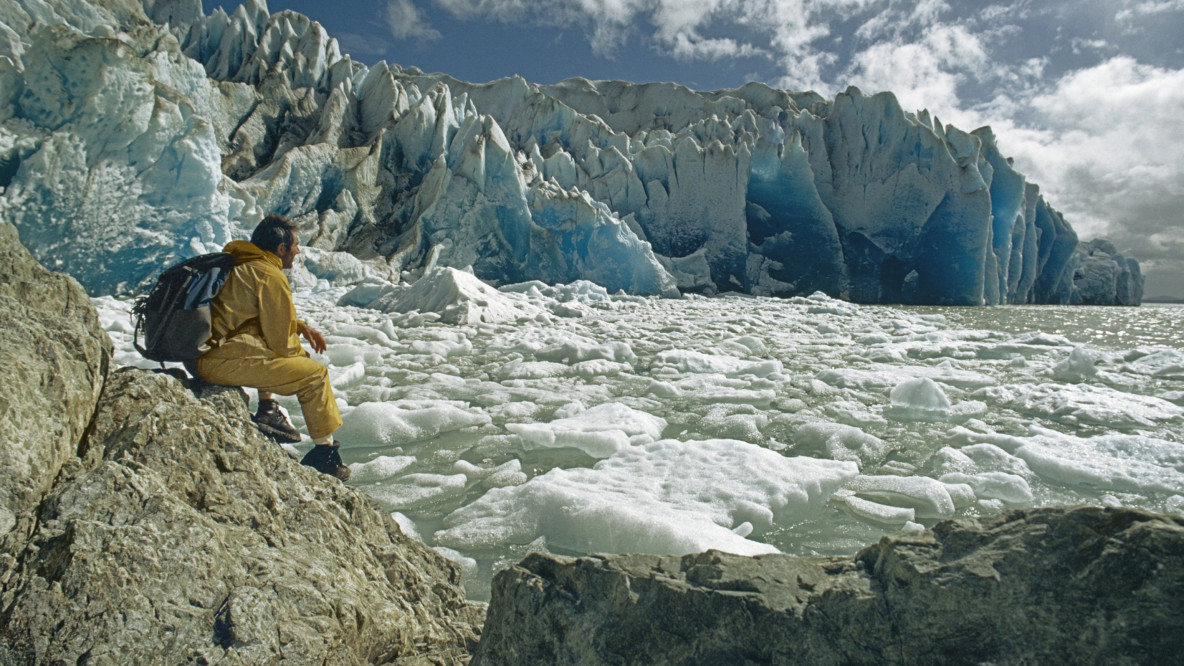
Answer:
(194, 214, 350, 481)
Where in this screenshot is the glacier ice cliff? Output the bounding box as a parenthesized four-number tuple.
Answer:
(0, 0, 1143, 305)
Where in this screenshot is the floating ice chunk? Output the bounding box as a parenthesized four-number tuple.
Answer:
(654, 349, 782, 377)
(716, 335, 768, 356)
(700, 405, 768, 442)
(338, 278, 403, 309)
(536, 339, 637, 364)
(836, 492, 916, 527)
(1052, 347, 1099, 383)
(500, 279, 614, 306)
(370, 473, 468, 509)
(490, 327, 602, 356)
(435, 438, 858, 557)
(1011, 331, 1074, 347)
(348, 455, 417, 483)
(1010, 426, 1184, 496)
(1122, 349, 1184, 379)
(974, 383, 1183, 429)
(391, 512, 422, 540)
(816, 364, 994, 391)
(822, 400, 888, 428)
(409, 337, 473, 357)
(568, 359, 634, 378)
(856, 332, 893, 345)
(645, 380, 682, 398)
(949, 424, 1184, 496)
(943, 481, 977, 509)
(336, 400, 492, 446)
(326, 322, 400, 347)
(506, 402, 666, 458)
(433, 546, 479, 578)
(661, 374, 777, 406)
(298, 247, 380, 285)
(803, 292, 860, 316)
(493, 360, 570, 380)
(938, 472, 1034, 504)
(1167, 495, 1184, 515)
(794, 422, 887, 469)
(958, 443, 1034, 476)
(885, 377, 952, 422)
(387, 267, 547, 324)
(452, 459, 528, 488)
(329, 361, 366, 388)
(845, 475, 958, 519)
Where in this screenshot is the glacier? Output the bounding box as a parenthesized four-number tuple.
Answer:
(0, 0, 1143, 305)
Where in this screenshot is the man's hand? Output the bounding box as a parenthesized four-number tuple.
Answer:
(298, 323, 327, 354)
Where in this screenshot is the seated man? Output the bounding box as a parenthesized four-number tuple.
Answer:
(194, 214, 350, 481)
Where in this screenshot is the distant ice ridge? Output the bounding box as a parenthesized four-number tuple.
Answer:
(0, 0, 1142, 305)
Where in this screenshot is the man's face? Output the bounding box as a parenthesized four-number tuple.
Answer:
(276, 235, 300, 269)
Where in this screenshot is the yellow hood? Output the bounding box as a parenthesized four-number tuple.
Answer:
(223, 240, 282, 268)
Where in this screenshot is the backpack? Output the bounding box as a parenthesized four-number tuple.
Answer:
(133, 252, 236, 363)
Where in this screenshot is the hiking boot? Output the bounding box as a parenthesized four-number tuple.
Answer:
(252, 399, 302, 444)
(300, 442, 351, 481)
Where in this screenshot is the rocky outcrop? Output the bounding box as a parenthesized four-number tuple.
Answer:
(0, 221, 482, 663)
(0, 220, 112, 583)
(474, 507, 1184, 665)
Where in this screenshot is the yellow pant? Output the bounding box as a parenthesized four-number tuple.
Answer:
(195, 352, 343, 440)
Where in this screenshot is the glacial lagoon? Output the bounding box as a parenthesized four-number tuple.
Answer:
(96, 284, 1184, 600)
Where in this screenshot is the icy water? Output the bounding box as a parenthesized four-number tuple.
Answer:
(95, 291, 1184, 601)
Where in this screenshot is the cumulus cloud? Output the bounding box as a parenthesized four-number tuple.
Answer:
(995, 57, 1184, 292)
(843, 22, 989, 116)
(386, 0, 441, 41)
(1117, 0, 1184, 21)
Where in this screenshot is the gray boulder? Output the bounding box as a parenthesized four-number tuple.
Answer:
(0, 220, 112, 575)
(1, 368, 483, 664)
(474, 507, 1184, 665)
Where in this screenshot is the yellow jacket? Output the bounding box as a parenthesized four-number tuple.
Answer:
(203, 240, 305, 359)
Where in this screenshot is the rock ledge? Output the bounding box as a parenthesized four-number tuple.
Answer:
(475, 506, 1184, 665)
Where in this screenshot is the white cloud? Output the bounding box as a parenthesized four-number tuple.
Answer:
(1116, 0, 1184, 21)
(841, 22, 989, 119)
(386, 0, 441, 41)
(995, 57, 1184, 289)
(854, 0, 947, 41)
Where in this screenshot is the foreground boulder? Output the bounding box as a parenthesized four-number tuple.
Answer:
(0, 221, 112, 565)
(1, 369, 483, 664)
(0, 220, 481, 663)
(475, 507, 1184, 665)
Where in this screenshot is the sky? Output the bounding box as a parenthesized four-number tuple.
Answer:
(208, 0, 1184, 298)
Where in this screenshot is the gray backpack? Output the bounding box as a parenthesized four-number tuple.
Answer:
(132, 253, 235, 363)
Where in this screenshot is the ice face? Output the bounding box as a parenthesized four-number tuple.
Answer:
(0, 0, 1141, 304)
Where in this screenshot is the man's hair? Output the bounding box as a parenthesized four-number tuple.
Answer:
(251, 214, 299, 254)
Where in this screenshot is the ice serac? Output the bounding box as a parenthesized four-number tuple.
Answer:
(1072, 238, 1144, 306)
(0, 0, 1141, 305)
